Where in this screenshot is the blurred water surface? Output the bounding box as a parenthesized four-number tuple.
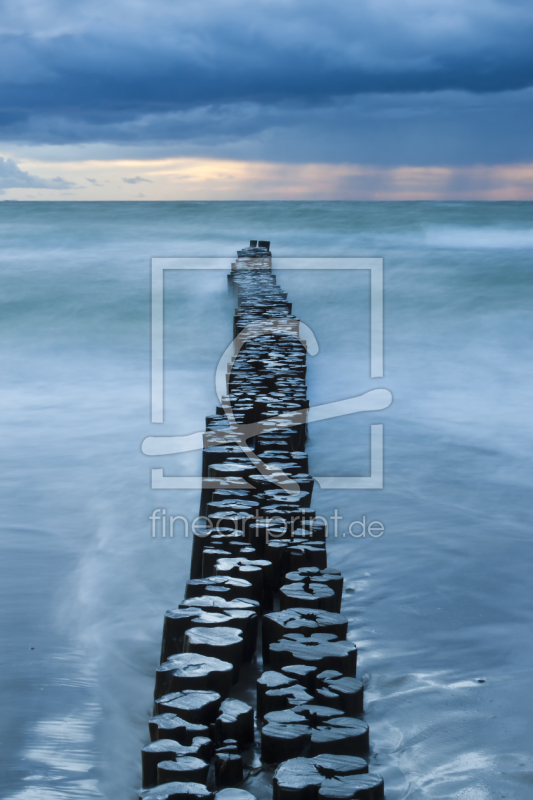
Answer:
(0, 201, 532, 799)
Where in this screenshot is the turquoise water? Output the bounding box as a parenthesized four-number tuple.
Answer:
(1, 202, 532, 799)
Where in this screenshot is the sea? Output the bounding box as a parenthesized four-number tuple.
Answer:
(1, 201, 532, 800)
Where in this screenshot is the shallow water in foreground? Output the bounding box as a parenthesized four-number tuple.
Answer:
(1, 201, 532, 799)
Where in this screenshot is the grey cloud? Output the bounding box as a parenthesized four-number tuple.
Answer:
(4, 89, 533, 167)
(122, 176, 152, 184)
(3, 0, 533, 109)
(0, 156, 76, 193)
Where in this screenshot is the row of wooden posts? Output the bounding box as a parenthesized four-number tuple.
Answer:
(139, 243, 385, 800)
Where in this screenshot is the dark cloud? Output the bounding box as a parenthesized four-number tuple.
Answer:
(5, 90, 532, 167)
(0, 156, 76, 193)
(1, 0, 533, 163)
(122, 176, 152, 184)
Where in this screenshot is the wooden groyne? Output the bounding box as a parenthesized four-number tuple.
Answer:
(140, 243, 384, 800)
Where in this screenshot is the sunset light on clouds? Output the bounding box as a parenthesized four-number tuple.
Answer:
(5, 158, 533, 201)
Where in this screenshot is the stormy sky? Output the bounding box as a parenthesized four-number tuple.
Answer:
(2, 0, 533, 198)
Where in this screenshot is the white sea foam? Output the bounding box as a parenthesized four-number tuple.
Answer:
(423, 224, 533, 250)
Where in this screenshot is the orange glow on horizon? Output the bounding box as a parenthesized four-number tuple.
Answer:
(4, 155, 533, 200)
